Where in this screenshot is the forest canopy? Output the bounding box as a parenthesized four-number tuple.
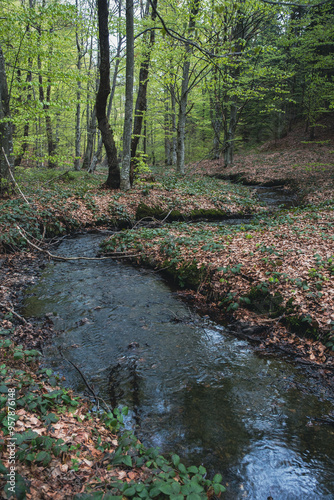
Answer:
(0, 0, 333, 187)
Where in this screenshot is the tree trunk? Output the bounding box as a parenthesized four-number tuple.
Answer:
(210, 93, 222, 160)
(74, 54, 82, 170)
(0, 44, 13, 194)
(37, 41, 57, 168)
(130, 0, 157, 183)
(82, 105, 96, 171)
(171, 90, 177, 165)
(74, 61, 82, 171)
(224, 100, 237, 167)
(164, 97, 171, 165)
(120, 0, 134, 191)
(96, 0, 120, 189)
(176, 0, 199, 175)
(89, 27, 122, 174)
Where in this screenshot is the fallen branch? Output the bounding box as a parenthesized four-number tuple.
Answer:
(2, 147, 30, 205)
(58, 347, 112, 414)
(39, 170, 70, 186)
(16, 225, 142, 261)
(0, 302, 28, 324)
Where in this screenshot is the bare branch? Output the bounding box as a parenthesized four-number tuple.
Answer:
(259, 0, 330, 7)
(2, 148, 30, 205)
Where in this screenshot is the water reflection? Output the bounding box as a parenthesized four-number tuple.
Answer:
(22, 234, 334, 499)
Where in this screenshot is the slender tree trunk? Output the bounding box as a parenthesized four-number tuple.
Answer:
(96, 0, 120, 189)
(176, 0, 199, 174)
(171, 90, 177, 165)
(210, 93, 222, 160)
(74, 54, 82, 171)
(120, 0, 134, 190)
(37, 23, 57, 168)
(164, 97, 171, 165)
(130, 0, 157, 182)
(0, 44, 13, 194)
(74, 0, 87, 171)
(14, 70, 32, 166)
(82, 34, 96, 170)
(82, 105, 96, 171)
(224, 100, 237, 167)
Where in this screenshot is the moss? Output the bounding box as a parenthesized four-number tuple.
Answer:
(243, 286, 285, 317)
(283, 315, 319, 339)
(136, 203, 165, 220)
(136, 203, 183, 221)
(189, 208, 227, 220)
(159, 260, 207, 289)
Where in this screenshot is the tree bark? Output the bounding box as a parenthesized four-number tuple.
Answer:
(164, 97, 171, 165)
(176, 0, 199, 175)
(130, 0, 157, 183)
(96, 0, 120, 189)
(120, 0, 134, 191)
(37, 22, 57, 169)
(0, 44, 13, 194)
(224, 100, 237, 167)
(82, 105, 96, 171)
(74, 19, 83, 170)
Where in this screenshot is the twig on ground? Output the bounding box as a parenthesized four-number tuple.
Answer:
(38, 170, 70, 186)
(0, 302, 28, 324)
(58, 346, 112, 414)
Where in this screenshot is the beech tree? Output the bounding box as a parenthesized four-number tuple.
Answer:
(120, 0, 134, 190)
(0, 43, 13, 194)
(96, 0, 120, 188)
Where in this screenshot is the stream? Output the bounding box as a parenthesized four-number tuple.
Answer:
(22, 232, 334, 500)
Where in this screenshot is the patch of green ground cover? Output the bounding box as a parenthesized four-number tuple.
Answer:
(0, 170, 104, 250)
(75, 438, 225, 500)
(0, 336, 225, 499)
(158, 175, 259, 213)
(0, 196, 81, 251)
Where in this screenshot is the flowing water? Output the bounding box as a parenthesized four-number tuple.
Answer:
(22, 233, 334, 499)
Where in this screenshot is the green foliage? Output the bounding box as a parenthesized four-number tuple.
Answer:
(75, 431, 225, 500)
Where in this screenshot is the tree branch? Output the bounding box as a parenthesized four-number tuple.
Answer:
(259, 0, 330, 7)
(2, 148, 30, 205)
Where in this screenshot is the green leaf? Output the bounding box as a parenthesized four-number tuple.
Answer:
(158, 483, 173, 495)
(172, 454, 180, 467)
(13, 351, 24, 360)
(36, 451, 51, 465)
(213, 483, 226, 495)
(0, 459, 8, 474)
(178, 463, 187, 474)
(123, 486, 136, 496)
(43, 413, 59, 426)
(122, 455, 132, 467)
(213, 473, 222, 483)
(186, 494, 202, 500)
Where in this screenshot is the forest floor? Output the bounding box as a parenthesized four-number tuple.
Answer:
(0, 124, 334, 499)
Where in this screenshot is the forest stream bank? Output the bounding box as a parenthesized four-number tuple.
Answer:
(0, 157, 333, 499)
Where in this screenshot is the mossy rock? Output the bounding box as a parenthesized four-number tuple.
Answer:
(95, 215, 132, 229)
(189, 208, 227, 220)
(136, 203, 183, 221)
